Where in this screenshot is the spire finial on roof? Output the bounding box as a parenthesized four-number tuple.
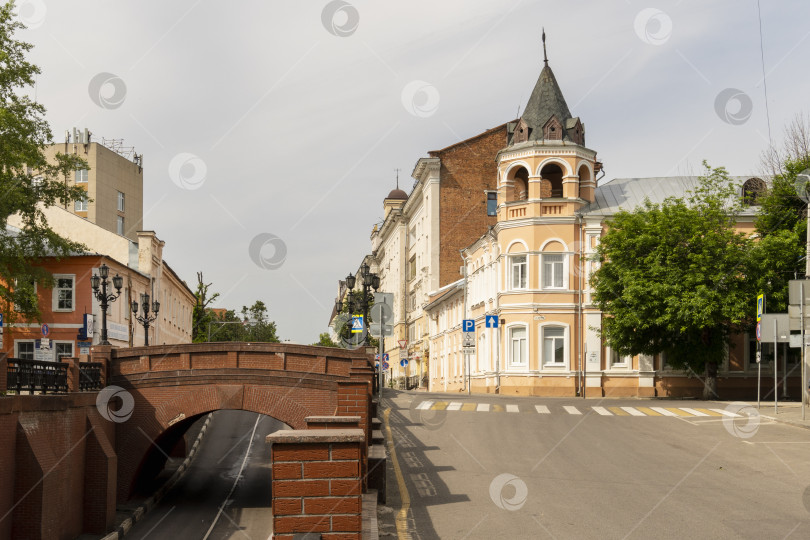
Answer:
(542, 27, 548, 65)
(395, 168, 401, 189)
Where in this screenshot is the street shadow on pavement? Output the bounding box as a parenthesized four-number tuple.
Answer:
(382, 389, 470, 540)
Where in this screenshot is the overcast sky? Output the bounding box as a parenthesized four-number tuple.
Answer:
(15, 0, 810, 344)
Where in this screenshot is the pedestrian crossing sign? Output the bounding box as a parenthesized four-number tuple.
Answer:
(351, 315, 364, 333)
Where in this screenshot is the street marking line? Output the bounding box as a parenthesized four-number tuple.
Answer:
(431, 402, 448, 410)
(665, 407, 696, 417)
(635, 407, 662, 416)
(651, 407, 679, 417)
(461, 403, 477, 411)
(608, 407, 631, 416)
(621, 407, 647, 417)
(477, 403, 490, 412)
(492, 404, 505, 413)
(710, 408, 740, 417)
(693, 408, 723, 417)
(679, 407, 709, 417)
(592, 406, 613, 416)
(506, 404, 520, 413)
(415, 400, 433, 410)
(384, 408, 413, 540)
(564, 406, 581, 415)
(446, 402, 463, 411)
(535, 405, 550, 414)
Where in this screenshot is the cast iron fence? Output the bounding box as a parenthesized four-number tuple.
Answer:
(6, 358, 68, 394)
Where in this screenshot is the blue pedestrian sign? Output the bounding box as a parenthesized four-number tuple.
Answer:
(485, 315, 498, 328)
(462, 319, 475, 332)
(400, 359, 409, 367)
(351, 315, 364, 334)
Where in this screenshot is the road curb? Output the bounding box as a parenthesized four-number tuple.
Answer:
(100, 413, 214, 540)
(758, 413, 810, 431)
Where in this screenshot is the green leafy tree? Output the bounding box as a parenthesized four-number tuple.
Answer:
(0, 3, 89, 322)
(313, 332, 340, 347)
(240, 300, 280, 342)
(592, 162, 753, 398)
(192, 271, 219, 342)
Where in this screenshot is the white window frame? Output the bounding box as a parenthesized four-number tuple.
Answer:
(74, 193, 88, 212)
(508, 324, 528, 368)
(75, 169, 88, 183)
(117, 191, 125, 212)
(510, 255, 528, 290)
(117, 215, 124, 235)
(540, 323, 568, 368)
(15, 340, 35, 360)
(606, 346, 630, 369)
(52, 274, 75, 312)
(54, 341, 74, 361)
(541, 253, 567, 289)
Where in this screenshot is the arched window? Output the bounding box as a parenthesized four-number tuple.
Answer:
(742, 177, 766, 206)
(505, 166, 530, 202)
(540, 164, 563, 198)
(578, 165, 591, 199)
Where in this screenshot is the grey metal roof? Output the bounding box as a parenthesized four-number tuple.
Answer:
(583, 176, 765, 217)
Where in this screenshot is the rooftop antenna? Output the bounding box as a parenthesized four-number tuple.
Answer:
(542, 27, 548, 65)
(395, 168, 401, 190)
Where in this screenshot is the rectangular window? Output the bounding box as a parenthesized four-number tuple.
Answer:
(16, 341, 34, 360)
(487, 192, 497, 216)
(510, 255, 527, 289)
(75, 169, 88, 183)
(117, 216, 124, 235)
(74, 193, 88, 212)
(52, 275, 74, 311)
(543, 327, 565, 364)
(117, 191, 125, 212)
(408, 256, 416, 281)
(542, 254, 565, 289)
(510, 326, 527, 366)
(609, 348, 627, 366)
(55, 342, 73, 361)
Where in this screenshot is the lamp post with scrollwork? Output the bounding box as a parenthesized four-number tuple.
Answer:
(90, 263, 123, 346)
(132, 293, 160, 346)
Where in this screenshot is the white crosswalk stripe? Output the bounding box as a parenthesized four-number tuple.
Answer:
(416, 400, 434, 410)
(592, 406, 613, 416)
(651, 407, 679, 417)
(564, 405, 581, 415)
(621, 407, 646, 417)
(446, 402, 463, 411)
(506, 404, 520, 413)
(679, 407, 709, 417)
(476, 403, 490, 412)
(711, 408, 740, 417)
(535, 405, 550, 414)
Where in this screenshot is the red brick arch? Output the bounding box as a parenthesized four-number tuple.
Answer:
(89, 342, 373, 502)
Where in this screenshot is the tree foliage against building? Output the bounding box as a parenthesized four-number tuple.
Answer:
(592, 162, 752, 398)
(0, 3, 89, 322)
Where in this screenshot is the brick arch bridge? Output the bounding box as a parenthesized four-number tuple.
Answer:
(1, 342, 375, 539)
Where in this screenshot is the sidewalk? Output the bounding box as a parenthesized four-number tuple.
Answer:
(742, 400, 810, 430)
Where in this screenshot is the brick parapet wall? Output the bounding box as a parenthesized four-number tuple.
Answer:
(267, 429, 364, 540)
(0, 353, 7, 392)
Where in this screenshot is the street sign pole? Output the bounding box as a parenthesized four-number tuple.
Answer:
(774, 317, 778, 415)
(802, 282, 806, 421)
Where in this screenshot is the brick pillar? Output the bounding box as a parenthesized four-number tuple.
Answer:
(305, 415, 361, 431)
(90, 345, 113, 386)
(63, 358, 80, 392)
(267, 429, 364, 540)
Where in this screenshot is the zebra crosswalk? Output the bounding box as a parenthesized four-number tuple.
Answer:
(414, 400, 741, 418)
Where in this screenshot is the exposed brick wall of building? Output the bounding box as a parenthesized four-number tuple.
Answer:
(433, 124, 508, 287)
(268, 430, 364, 540)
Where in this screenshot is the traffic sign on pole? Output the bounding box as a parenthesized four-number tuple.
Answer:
(398, 339, 407, 349)
(485, 315, 498, 328)
(41, 323, 49, 336)
(757, 293, 764, 322)
(756, 322, 761, 342)
(462, 319, 475, 332)
(400, 359, 408, 367)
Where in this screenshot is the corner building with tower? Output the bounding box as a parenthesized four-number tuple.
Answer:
(365, 41, 791, 398)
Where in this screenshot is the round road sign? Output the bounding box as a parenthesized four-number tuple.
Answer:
(756, 322, 761, 342)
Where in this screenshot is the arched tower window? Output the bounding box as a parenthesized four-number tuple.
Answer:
(742, 177, 766, 206)
(578, 165, 591, 199)
(507, 166, 529, 202)
(540, 164, 563, 198)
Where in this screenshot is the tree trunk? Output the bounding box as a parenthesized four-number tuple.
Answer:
(703, 361, 718, 400)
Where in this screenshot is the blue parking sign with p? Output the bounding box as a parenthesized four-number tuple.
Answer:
(462, 319, 475, 332)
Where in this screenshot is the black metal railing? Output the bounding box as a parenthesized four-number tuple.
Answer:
(6, 358, 68, 394)
(78, 362, 103, 391)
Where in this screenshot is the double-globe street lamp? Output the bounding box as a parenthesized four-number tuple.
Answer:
(335, 263, 380, 346)
(132, 293, 160, 346)
(90, 263, 123, 346)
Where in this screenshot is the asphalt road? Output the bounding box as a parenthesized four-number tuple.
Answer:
(126, 410, 284, 540)
(382, 390, 810, 540)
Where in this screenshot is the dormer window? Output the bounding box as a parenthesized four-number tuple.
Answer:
(543, 116, 563, 141)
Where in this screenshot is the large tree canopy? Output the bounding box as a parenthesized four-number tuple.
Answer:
(592, 163, 753, 395)
(0, 3, 88, 321)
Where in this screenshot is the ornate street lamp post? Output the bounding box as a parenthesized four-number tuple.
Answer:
(132, 293, 160, 346)
(90, 263, 123, 346)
